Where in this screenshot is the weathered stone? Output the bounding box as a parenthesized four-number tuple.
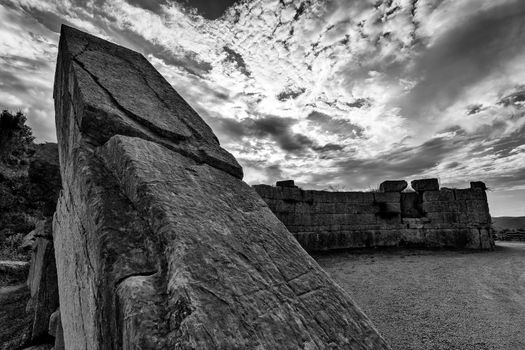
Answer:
(48, 309, 59, 337)
(379, 180, 407, 192)
(374, 192, 401, 203)
(276, 179, 297, 187)
(399, 192, 421, 218)
(411, 178, 439, 192)
(53, 25, 390, 350)
(21, 229, 37, 250)
(54, 25, 241, 179)
(470, 181, 487, 190)
(422, 189, 455, 202)
(455, 188, 487, 201)
(0, 284, 32, 350)
(26, 236, 59, 342)
(256, 179, 493, 251)
(48, 309, 64, 350)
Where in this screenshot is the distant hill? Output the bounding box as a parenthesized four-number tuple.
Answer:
(492, 217, 525, 231)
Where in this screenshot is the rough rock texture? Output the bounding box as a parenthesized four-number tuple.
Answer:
(52, 25, 390, 350)
(379, 180, 407, 193)
(49, 309, 64, 350)
(276, 180, 298, 188)
(411, 178, 439, 192)
(0, 284, 32, 350)
(254, 180, 494, 251)
(470, 181, 487, 190)
(26, 229, 59, 343)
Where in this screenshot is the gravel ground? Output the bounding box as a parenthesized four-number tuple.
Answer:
(314, 242, 525, 350)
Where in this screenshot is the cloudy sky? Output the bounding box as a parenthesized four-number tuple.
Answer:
(1, 0, 525, 216)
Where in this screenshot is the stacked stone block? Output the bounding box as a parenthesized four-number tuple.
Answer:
(254, 179, 494, 251)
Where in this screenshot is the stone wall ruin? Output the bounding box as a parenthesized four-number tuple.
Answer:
(254, 179, 494, 251)
(51, 25, 390, 349)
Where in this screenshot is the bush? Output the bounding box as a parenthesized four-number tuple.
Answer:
(0, 110, 34, 166)
(0, 232, 27, 261)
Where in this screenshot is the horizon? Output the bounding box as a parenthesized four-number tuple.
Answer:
(1, 0, 524, 216)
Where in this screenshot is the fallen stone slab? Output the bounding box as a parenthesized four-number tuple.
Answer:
(53, 25, 391, 350)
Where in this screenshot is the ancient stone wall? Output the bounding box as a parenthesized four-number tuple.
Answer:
(52, 25, 390, 349)
(254, 179, 494, 251)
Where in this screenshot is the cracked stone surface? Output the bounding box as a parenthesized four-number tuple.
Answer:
(53, 25, 391, 350)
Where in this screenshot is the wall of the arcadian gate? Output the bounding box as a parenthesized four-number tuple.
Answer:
(253, 179, 494, 251)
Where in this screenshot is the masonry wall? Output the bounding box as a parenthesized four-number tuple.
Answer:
(253, 180, 494, 251)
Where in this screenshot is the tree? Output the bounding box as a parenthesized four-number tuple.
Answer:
(0, 110, 34, 165)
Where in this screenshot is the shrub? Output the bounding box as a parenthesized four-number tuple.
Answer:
(0, 110, 34, 166)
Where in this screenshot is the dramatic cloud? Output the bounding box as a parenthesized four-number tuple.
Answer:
(1, 0, 524, 215)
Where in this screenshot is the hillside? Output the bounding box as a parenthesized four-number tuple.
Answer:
(0, 142, 60, 260)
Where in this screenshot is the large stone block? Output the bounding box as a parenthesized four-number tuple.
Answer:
(342, 191, 375, 203)
(53, 26, 390, 350)
(422, 201, 464, 213)
(400, 192, 423, 218)
(470, 181, 487, 190)
(374, 192, 401, 203)
(54, 25, 242, 180)
(48, 309, 64, 350)
(422, 189, 455, 202)
(379, 180, 407, 192)
(411, 178, 439, 192)
(455, 188, 486, 201)
(26, 236, 59, 342)
(276, 179, 297, 187)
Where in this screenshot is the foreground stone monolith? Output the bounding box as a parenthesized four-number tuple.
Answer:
(52, 25, 390, 349)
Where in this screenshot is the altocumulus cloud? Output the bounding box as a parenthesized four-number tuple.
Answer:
(0, 0, 524, 214)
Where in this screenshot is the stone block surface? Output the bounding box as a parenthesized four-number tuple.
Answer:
(54, 25, 242, 179)
(411, 178, 439, 192)
(470, 181, 487, 190)
(53, 25, 390, 350)
(255, 177, 493, 251)
(379, 180, 407, 192)
(276, 179, 296, 187)
(26, 236, 59, 342)
(422, 189, 455, 202)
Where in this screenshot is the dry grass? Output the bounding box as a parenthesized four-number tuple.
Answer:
(314, 242, 525, 350)
(0, 233, 27, 261)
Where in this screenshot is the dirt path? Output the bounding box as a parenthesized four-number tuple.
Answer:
(314, 242, 525, 350)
